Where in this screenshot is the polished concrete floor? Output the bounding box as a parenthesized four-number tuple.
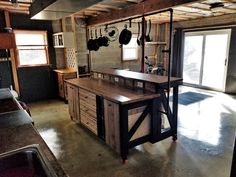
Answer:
(28, 86, 236, 177)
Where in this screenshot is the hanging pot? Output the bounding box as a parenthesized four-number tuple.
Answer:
(98, 28, 104, 47)
(137, 22, 141, 46)
(145, 19, 152, 42)
(92, 29, 100, 51)
(119, 21, 132, 45)
(87, 29, 94, 51)
(98, 28, 109, 47)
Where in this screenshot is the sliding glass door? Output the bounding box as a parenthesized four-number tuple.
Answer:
(183, 29, 231, 91)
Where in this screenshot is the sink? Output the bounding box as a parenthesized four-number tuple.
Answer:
(0, 98, 21, 114)
(0, 145, 58, 177)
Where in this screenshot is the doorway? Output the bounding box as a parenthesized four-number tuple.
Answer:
(183, 29, 231, 91)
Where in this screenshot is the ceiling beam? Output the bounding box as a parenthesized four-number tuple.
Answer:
(87, 0, 202, 26)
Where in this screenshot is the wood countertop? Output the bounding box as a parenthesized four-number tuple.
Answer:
(66, 78, 159, 105)
(92, 69, 183, 86)
(54, 68, 77, 74)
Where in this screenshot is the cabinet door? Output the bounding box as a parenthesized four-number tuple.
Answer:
(63, 72, 77, 100)
(58, 73, 64, 98)
(67, 84, 80, 122)
(104, 99, 120, 153)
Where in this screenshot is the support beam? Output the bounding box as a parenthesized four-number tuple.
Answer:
(87, 0, 201, 26)
(4, 11, 20, 95)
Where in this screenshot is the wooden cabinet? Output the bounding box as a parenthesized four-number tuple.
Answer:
(54, 69, 77, 100)
(67, 83, 80, 122)
(104, 99, 120, 153)
(53, 32, 74, 48)
(79, 88, 97, 135)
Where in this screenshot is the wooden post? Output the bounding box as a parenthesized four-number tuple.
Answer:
(4, 11, 20, 95)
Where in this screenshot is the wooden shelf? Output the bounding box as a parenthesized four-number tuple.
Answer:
(145, 41, 167, 45)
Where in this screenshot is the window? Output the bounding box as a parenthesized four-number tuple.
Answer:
(122, 35, 138, 61)
(14, 30, 49, 66)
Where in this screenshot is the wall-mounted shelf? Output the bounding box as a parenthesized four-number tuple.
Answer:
(53, 32, 74, 48)
(145, 41, 167, 45)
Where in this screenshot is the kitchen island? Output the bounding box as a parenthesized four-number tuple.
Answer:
(66, 69, 182, 161)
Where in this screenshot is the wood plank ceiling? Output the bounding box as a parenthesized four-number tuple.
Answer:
(0, 0, 32, 14)
(1, 0, 236, 24)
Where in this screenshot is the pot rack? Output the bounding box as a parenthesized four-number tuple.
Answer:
(87, 8, 173, 115)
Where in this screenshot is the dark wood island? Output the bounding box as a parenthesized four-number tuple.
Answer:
(65, 69, 182, 161)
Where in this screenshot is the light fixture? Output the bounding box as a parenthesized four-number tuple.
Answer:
(10, 0, 19, 8)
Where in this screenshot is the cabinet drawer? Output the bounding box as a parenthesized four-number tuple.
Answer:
(81, 111, 97, 135)
(80, 104, 96, 117)
(63, 72, 77, 80)
(79, 89, 96, 101)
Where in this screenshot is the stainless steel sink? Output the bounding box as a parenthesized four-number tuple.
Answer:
(0, 144, 58, 177)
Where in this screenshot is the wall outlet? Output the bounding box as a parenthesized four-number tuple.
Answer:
(137, 82, 143, 88)
(114, 77, 119, 82)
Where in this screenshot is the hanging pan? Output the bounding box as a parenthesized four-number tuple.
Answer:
(119, 20, 132, 45)
(137, 22, 141, 46)
(92, 29, 100, 51)
(87, 29, 94, 51)
(145, 19, 152, 42)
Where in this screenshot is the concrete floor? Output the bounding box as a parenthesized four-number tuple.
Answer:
(28, 86, 236, 177)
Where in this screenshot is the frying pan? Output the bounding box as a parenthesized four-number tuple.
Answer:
(92, 29, 100, 51)
(119, 21, 132, 45)
(98, 28, 104, 47)
(137, 22, 141, 46)
(145, 20, 152, 42)
(87, 29, 94, 51)
(98, 28, 109, 47)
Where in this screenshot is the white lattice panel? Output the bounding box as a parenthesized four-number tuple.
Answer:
(66, 48, 77, 69)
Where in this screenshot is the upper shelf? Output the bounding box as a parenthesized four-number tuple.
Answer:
(145, 41, 167, 45)
(53, 32, 74, 48)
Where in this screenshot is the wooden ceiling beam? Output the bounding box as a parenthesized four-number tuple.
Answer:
(87, 0, 202, 26)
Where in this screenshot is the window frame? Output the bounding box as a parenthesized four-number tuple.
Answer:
(14, 30, 50, 67)
(122, 34, 139, 61)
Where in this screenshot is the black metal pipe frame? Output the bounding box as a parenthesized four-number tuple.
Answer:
(88, 8, 174, 116)
(88, 8, 174, 27)
(166, 9, 173, 117)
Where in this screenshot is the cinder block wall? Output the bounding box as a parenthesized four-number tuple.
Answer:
(89, 22, 157, 72)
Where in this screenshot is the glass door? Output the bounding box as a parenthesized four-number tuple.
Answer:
(183, 29, 231, 91)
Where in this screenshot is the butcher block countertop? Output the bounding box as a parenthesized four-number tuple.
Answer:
(66, 78, 159, 105)
(92, 69, 183, 86)
(54, 68, 77, 74)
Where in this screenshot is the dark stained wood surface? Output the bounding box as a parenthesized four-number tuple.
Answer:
(54, 68, 77, 74)
(66, 78, 159, 105)
(92, 69, 183, 86)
